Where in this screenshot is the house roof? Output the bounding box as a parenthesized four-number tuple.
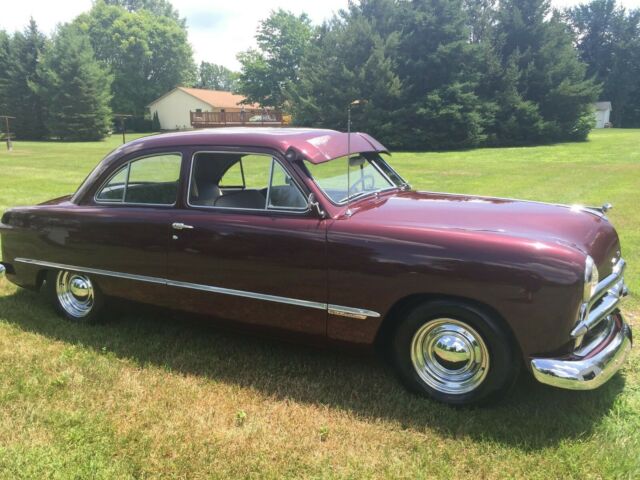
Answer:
(147, 87, 262, 110)
(594, 101, 612, 111)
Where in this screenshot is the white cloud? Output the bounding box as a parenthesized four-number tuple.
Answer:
(2, 0, 640, 70)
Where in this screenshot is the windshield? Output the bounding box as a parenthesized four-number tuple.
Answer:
(304, 153, 406, 204)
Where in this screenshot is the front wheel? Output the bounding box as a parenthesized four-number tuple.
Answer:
(391, 300, 519, 406)
(46, 270, 105, 323)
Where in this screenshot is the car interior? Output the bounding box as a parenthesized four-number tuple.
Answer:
(189, 152, 307, 210)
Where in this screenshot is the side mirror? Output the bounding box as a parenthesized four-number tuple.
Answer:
(308, 193, 326, 218)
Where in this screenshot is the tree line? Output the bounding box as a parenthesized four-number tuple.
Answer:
(0, 0, 195, 140)
(238, 0, 640, 149)
(1, 0, 639, 148)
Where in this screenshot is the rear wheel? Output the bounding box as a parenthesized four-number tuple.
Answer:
(46, 270, 105, 323)
(391, 300, 519, 406)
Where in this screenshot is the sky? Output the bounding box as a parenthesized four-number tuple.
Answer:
(2, 0, 640, 70)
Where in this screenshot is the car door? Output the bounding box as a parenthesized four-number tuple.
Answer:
(66, 149, 184, 306)
(165, 149, 327, 337)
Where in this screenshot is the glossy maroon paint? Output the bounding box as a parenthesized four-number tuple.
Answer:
(0, 128, 622, 363)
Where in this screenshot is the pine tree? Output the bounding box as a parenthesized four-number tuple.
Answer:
(392, 0, 492, 149)
(493, 0, 600, 142)
(152, 111, 161, 131)
(39, 25, 112, 141)
(291, 2, 402, 146)
(567, 0, 640, 127)
(5, 19, 48, 139)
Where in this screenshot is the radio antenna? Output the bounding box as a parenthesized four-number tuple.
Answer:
(346, 100, 363, 217)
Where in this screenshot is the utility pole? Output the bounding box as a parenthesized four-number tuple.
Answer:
(113, 114, 132, 144)
(0, 115, 15, 151)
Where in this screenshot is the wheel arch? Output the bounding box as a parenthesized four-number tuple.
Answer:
(374, 293, 522, 360)
(35, 269, 48, 291)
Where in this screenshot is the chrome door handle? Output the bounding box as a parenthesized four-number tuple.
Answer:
(172, 222, 194, 230)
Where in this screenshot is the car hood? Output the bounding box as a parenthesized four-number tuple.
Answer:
(349, 190, 620, 271)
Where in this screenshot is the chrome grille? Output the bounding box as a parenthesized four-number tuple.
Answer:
(571, 258, 627, 349)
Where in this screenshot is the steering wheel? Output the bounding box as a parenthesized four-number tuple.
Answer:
(349, 173, 375, 193)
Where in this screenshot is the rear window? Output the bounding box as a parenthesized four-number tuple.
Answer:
(96, 153, 182, 205)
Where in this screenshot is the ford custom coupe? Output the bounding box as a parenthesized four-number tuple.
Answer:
(0, 128, 632, 405)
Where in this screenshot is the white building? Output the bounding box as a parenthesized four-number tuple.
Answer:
(147, 87, 261, 130)
(593, 101, 612, 129)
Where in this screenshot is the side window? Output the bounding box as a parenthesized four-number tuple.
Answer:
(96, 153, 181, 205)
(190, 153, 270, 209)
(189, 152, 306, 211)
(234, 154, 271, 190)
(219, 161, 244, 188)
(95, 165, 128, 202)
(268, 161, 307, 209)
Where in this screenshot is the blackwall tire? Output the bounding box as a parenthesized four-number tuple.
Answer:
(391, 299, 520, 406)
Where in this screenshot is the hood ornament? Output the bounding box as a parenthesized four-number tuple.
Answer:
(600, 203, 613, 213)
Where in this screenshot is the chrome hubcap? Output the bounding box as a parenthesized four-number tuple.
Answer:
(411, 318, 489, 394)
(56, 271, 94, 318)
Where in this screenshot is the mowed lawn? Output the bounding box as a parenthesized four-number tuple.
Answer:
(0, 130, 638, 479)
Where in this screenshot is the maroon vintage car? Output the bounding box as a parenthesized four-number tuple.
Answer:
(0, 128, 632, 405)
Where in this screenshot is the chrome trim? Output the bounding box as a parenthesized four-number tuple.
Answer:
(15, 258, 166, 285)
(187, 151, 310, 214)
(574, 315, 616, 357)
(590, 259, 625, 305)
(172, 222, 194, 230)
(14, 258, 380, 318)
(328, 305, 381, 320)
(165, 278, 327, 311)
(56, 271, 95, 318)
(571, 259, 627, 338)
(0, 263, 5, 278)
(585, 203, 613, 215)
(531, 315, 632, 390)
(410, 318, 490, 394)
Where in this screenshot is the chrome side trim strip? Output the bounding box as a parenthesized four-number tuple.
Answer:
(165, 278, 326, 311)
(15, 258, 166, 285)
(14, 258, 379, 318)
(328, 305, 381, 319)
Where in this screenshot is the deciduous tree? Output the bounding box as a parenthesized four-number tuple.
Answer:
(75, 1, 195, 116)
(237, 9, 313, 109)
(197, 62, 239, 91)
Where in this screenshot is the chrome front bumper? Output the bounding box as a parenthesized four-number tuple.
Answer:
(531, 313, 632, 390)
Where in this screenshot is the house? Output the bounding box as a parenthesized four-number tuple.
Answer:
(147, 87, 265, 130)
(593, 101, 612, 129)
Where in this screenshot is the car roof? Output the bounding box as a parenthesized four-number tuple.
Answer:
(118, 128, 387, 164)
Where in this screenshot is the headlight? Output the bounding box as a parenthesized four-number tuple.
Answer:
(583, 255, 599, 301)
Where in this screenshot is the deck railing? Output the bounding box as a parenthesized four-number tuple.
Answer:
(190, 110, 285, 128)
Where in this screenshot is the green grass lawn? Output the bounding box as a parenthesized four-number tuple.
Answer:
(0, 130, 638, 478)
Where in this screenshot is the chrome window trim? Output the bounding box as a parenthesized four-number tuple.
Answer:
(187, 150, 310, 214)
(14, 258, 380, 319)
(94, 151, 183, 207)
(377, 154, 410, 188)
